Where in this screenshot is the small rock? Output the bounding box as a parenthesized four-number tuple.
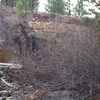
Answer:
(0, 90, 11, 97)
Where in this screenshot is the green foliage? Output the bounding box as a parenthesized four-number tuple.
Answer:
(74, 0, 87, 17)
(16, 0, 39, 12)
(93, 9, 100, 31)
(94, 19, 100, 32)
(66, 0, 71, 16)
(86, 0, 100, 31)
(46, 0, 67, 15)
(82, 17, 91, 26)
(97, 38, 100, 45)
(1, 0, 39, 13)
(15, 0, 29, 13)
(28, 0, 39, 11)
(15, 0, 25, 13)
(1, 0, 16, 7)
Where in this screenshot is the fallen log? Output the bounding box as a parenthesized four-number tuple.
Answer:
(0, 62, 22, 69)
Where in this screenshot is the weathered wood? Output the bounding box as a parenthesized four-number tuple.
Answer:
(1, 78, 19, 89)
(1, 78, 15, 88)
(0, 62, 22, 69)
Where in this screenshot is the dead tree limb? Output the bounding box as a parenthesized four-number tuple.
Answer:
(0, 63, 22, 69)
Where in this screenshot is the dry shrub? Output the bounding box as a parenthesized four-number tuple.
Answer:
(13, 25, 100, 86)
(1, 11, 100, 99)
(0, 49, 10, 63)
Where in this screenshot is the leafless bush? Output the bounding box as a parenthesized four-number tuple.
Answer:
(0, 9, 100, 99)
(12, 24, 99, 88)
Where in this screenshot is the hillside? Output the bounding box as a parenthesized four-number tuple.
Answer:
(0, 5, 100, 100)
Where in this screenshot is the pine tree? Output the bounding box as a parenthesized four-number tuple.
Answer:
(1, 0, 39, 12)
(66, 0, 71, 16)
(74, 0, 86, 17)
(46, 0, 66, 15)
(1, 0, 16, 7)
(15, 0, 39, 13)
(85, 0, 100, 31)
(28, 0, 39, 11)
(15, 0, 25, 13)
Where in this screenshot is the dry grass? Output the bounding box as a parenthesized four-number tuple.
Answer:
(1, 11, 100, 99)
(14, 23, 100, 84)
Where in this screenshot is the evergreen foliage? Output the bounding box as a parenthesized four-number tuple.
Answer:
(1, 0, 16, 7)
(46, 0, 67, 15)
(1, 0, 39, 12)
(74, 0, 87, 17)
